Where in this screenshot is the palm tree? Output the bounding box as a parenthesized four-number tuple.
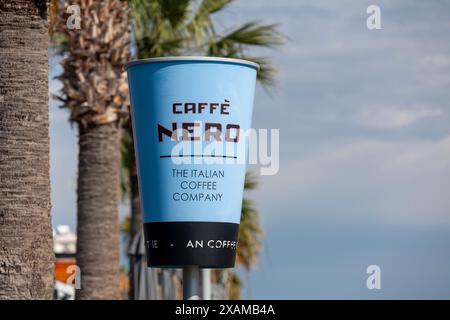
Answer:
(55, 0, 130, 299)
(126, 0, 283, 298)
(0, 0, 54, 299)
(130, 0, 281, 84)
(236, 174, 262, 269)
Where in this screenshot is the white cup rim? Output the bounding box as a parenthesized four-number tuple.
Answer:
(124, 56, 260, 71)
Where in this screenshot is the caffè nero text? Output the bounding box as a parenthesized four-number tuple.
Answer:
(157, 100, 240, 143)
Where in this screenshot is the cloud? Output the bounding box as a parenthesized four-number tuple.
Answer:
(420, 54, 450, 69)
(253, 135, 450, 227)
(351, 105, 443, 129)
(231, 0, 450, 299)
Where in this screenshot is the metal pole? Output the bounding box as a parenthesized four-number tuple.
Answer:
(183, 266, 200, 300)
(201, 269, 211, 300)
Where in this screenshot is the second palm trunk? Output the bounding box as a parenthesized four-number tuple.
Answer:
(76, 123, 121, 299)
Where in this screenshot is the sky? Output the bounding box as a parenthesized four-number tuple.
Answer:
(49, 0, 450, 299)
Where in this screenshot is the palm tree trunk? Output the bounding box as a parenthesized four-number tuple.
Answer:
(76, 123, 121, 299)
(128, 126, 142, 299)
(129, 128, 142, 242)
(0, 0, 54, 299)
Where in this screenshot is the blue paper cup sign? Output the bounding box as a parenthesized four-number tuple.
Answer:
(125, 57, 258, 268)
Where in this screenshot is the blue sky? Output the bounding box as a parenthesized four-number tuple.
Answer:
(49, 0, 450, 299)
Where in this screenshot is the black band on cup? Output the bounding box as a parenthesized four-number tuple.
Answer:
(143, 221, 239, 268)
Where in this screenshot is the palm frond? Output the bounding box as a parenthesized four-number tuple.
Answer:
(235, 173, 262, 270)
(237, 197, 262, 269)
(130, 0, 189, 58)
(185, 0, 233, 47)
(208, 22, 284, 55)
(245, 56, 278, 89)
(120, 129, 132, 199)
(228, 272, 242, 300)
(207, 22, 284, 87)
(244, 172, 258, 190)
(195, 0, 234, 16)
(158, 0, 190, 28)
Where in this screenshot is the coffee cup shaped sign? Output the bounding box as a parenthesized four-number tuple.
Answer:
(125, 57, 258, 268)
